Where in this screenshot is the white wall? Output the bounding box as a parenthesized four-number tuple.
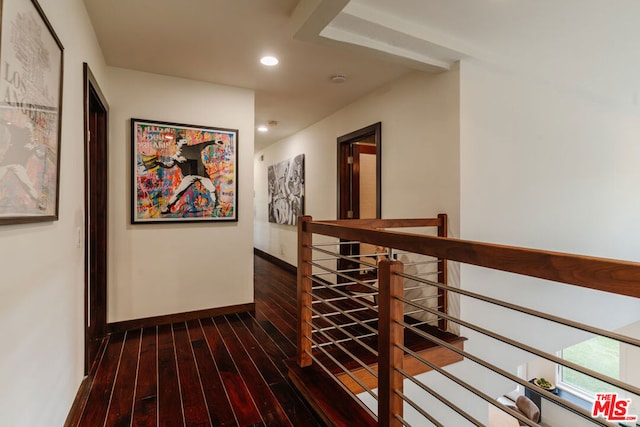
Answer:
(107, 67, 255, 322)
(0, 0, 109, 425)
(456, 55, 640, 423)
(459, 58, 640, 337)
(254, 69, 460, 266)
(460, 59, 640, 258)
(350, 28, 640, 426)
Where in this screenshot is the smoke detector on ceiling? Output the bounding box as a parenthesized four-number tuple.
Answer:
(330, 74, 347, 83)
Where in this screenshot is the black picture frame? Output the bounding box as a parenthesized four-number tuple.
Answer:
(131, 118, 239, 223)
(0, 0, 64, 225)
(267, 154, 305, 225)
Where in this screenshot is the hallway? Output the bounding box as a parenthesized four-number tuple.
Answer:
(67, 255, 323, 426)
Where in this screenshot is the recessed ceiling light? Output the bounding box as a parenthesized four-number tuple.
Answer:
(257, 125, 269, 132)
(260, 56, 279, 66)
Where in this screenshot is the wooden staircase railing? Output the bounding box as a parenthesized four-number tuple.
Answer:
(291, 215, 640, 427)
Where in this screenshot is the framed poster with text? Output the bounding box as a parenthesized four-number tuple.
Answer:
(0, 0, 64, 225)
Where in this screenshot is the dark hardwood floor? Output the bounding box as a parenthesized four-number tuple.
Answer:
(68, 255, 324, 427)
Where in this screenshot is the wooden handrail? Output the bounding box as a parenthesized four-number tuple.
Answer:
(297, 215, 451, 426)
(315, 218, 445, 229)
(304, 220, 640, 299)
(294, 215, 640, 426)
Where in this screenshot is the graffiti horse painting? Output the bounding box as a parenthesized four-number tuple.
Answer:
(132, 119, 238, 223)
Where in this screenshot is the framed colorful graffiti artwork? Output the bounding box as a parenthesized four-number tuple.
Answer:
(0, 0, 64, 225)
(131, 118, 238, 223)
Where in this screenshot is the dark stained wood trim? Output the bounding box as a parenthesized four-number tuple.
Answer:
(107, 303, 255, 334)
(338, 141, 351, 220)
(352, 143, 377, 220)
(254, 247, 296, 275)
(288, 362, 377, 427)
(84, 62, 109, 375)
(64, 336, 108, 427)
(63, 376, 92, 427)
(83, 63, 109, 110)
(305, 220, 640, 299)
(336, 124, 381, 282)
(337, 122, 382, 220)
(319, 217, 444, 228)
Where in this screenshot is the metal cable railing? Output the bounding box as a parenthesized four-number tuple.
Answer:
(295, 215, 640, 427)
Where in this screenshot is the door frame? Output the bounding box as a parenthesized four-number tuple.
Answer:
(83, 63, 109, 374)
(336, 123, 381, 286)
(337, 122, 381, 219)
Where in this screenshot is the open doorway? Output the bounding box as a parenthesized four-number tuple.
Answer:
(337, 122, 381, 220)
(337, 122, 381, 286)
(83, 63, 109, 374)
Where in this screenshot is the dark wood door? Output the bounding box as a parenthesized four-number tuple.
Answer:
(337, 123, 381, 286)
(84, 63, 109, 374)
(339, 142, 377, 219)
(337, 123, 381, 220)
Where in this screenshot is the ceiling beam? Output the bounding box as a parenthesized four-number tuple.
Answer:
(292, 0, 470, 73)
(291, 0, 350, 42)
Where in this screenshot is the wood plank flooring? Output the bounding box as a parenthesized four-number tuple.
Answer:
(68, 255, 323, 427)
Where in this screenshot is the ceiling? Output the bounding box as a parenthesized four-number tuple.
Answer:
(83, 0, 640, 151)
(82, 0, 424, 151)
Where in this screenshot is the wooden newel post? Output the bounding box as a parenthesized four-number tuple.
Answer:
(297, 215, 313, 367)
(378, 259, 404, 427)
(437, 213, 448, 332)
